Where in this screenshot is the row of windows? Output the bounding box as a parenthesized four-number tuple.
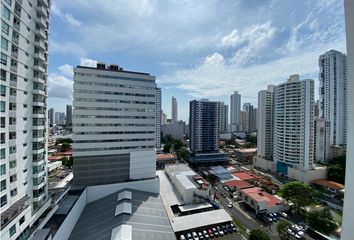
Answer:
(75, 81, 155, 90)
(74, 72, 154, 83)
(73, 123, 155, 127)
(74, 138, 154, 143)
(75, 106, 154, 112)
(75, 145, 154, 152)
(74, 131, 154, 135)
(74, 115, 155, 119)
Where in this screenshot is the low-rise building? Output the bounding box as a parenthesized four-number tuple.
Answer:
(239, 187, 289, 214)
(224, 180, 253, 192)
(156, 154, 178, 169)
(234, 148, 257, 163)
(165, 164, 209, 204)
(312, 179, 345, 196)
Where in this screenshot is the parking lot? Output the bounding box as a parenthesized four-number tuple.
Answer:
(177, 222, 246, 240)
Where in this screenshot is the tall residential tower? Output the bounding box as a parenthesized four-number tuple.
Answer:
(171, 96, 178, 124)
(1, 0, 51, 239)
(230, 91, 241, 132)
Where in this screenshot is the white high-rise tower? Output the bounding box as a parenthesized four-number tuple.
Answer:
(171, 96, 178, 124)
(1, 0, 51, 239)
(319, 50, 347, 146)
(273, 75, 315, 171)
(230, 91, 241, 132)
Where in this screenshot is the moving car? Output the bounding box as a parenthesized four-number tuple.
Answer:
(228, 202, 233, 208)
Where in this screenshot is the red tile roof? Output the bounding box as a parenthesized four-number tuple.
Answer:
(241, 187, 284, 207)
(225, 180, 253, 189)
(312, 179, 344, 190)
(233, 172, 257, 181)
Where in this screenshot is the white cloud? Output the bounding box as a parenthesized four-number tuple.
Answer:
(58, 64, 73, 78)
(48, 73, 73, 100)
(80, 58, 97, 67)
(51, 2, 82, 27)
(220, 21, 276, 65)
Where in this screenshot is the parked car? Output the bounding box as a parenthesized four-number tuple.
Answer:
(280, 212, 288, 218)
(229, 223, 237, 232)
(192, 231, 199, 240)
(208, 229, 214, 238)
(180, 234, 186, 240)
(228, 202, 233, 208)
(216, 226, 224, 236)
(198, 232, 204, 239)
(221, 192, 227, 198)
(202, 230, 209, 239)
(212, 228, 219, 237)
(186, 232, 193, 240)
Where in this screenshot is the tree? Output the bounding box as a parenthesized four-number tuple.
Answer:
(277, 220, 291, 239)
(176, 147, 188, 160)
(60, 142, 70, 152)
(328, 164, 345, 184)
(280, 182, 316, 213)
(249, 229, 270, 240)
(163, 143, 172, 153)
(61, 157, 73, 168)
(308, 207, 337, 235)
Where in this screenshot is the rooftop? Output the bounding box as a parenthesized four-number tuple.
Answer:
(233, 171, 257, 181)
(224, 180, 253, 189)
(312, 179, 345, 190)
(69, 189, 175, 240)
(241, 187, 285, 208)
(76, 63, 151, 76)
(235, 148, 257, 153)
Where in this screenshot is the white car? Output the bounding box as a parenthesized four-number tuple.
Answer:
(279, 212, 288, 218)
(192, 232, 199, 240)
(228, 202, 233, 208)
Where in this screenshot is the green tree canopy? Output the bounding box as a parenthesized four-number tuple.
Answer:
(280, 182, 316, 212)
(308, 207, 337, 235)
(249, 229, 270, 240)
(277, 220, 291, 239)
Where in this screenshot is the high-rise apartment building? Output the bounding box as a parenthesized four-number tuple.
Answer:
(155, 88, 161, 149)
(66, 104, 72, 128)
(1, 0, 50, 239)
(161, 111, 167, 125)
(273, 75, 315, 172)
(171, 96, 178, 124)
(342, 0, 354, 238)
(257, 85, 276, 160)
(72, 63, 157, 186)
(48, 107, 54, 126)
(314, 118, 331, 164)
(189, 99, 220, 153)
(219, 102, 228, 133)
(319, 50, 347, 146)
(242, 103, 257, 133)
(230, 91, 241, 132)
(54, 111, 60, 125)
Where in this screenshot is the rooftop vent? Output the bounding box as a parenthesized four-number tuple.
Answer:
(96, 63, 106, 69)
(115, 202, 132, 216)
(117, 191, 132, 201)
(109, 64, 119, 71)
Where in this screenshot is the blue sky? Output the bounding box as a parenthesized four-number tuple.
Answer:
(48, 0, 346, 122)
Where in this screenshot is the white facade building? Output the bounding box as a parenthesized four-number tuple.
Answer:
(319, 50, 347, 146)
(342, 0, 354, 239)
(230, 91, 242, 132)
(1, 0, 51, 239)
(257, 85, 276, 160)
(155, 88, 161, 149)
(314, 118, 331, 164)
(171, 96, 178, 124)
(72, 63, 158, 186)
(273, 75, 315, 172)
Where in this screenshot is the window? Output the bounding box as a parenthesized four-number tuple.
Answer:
(1, 69, 6, 81)
(9, 224, 16, 237)
(0, 149, 5, 159)
(9, 160, 16, 169)
(19, 216, 25, 225)
(0, 101, 5, 112)
(23, 104, 27, 108)
(0, 85, 5, 96)
(10, 188, 17, 197)
(10, 174, 16, 183)
(0, 117, 4, 128)
(1, 52, 7, 65)
(1, 194, 7, 207)
(1, 179, 6, 191)
(0, 132, 4, 144)
(1, 20, 9, 35)
(9, 88, 15, 96)
(4, 0, 12, 6)
(1, 164, 6, 175)
(9, 145, 16, 154)
(2, 5, 11, 20)
(1, 37, 8, 50)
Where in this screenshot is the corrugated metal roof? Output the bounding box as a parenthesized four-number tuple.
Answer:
(111, 224, 132, 240)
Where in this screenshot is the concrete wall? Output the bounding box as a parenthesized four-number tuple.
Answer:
(129, 150, 156, 179)
(287, 167, 327, 184)
(53, 189, 87, 240)
(253, 156, 275, 172)
(86, 178, 160, 204)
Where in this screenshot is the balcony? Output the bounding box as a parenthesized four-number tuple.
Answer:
(33, 76, 46, 85)
(12, 35, 19, 45)
(33, 64, 45, 73)
(36, 5, 48, 18)
(33, 190, 46, 202)
(36, 16, 47, 28)
(32, 178, 45, 190)
(0, 196, 30, 229)
(34, 51, 46, 62)
(10, 65, 17, 73)
(34, 38, 45, 50)
(38, 0, 49, 7)
(9, 80, 17, 87)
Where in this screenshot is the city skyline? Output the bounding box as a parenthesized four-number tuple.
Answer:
(48, 1, 346, 121)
